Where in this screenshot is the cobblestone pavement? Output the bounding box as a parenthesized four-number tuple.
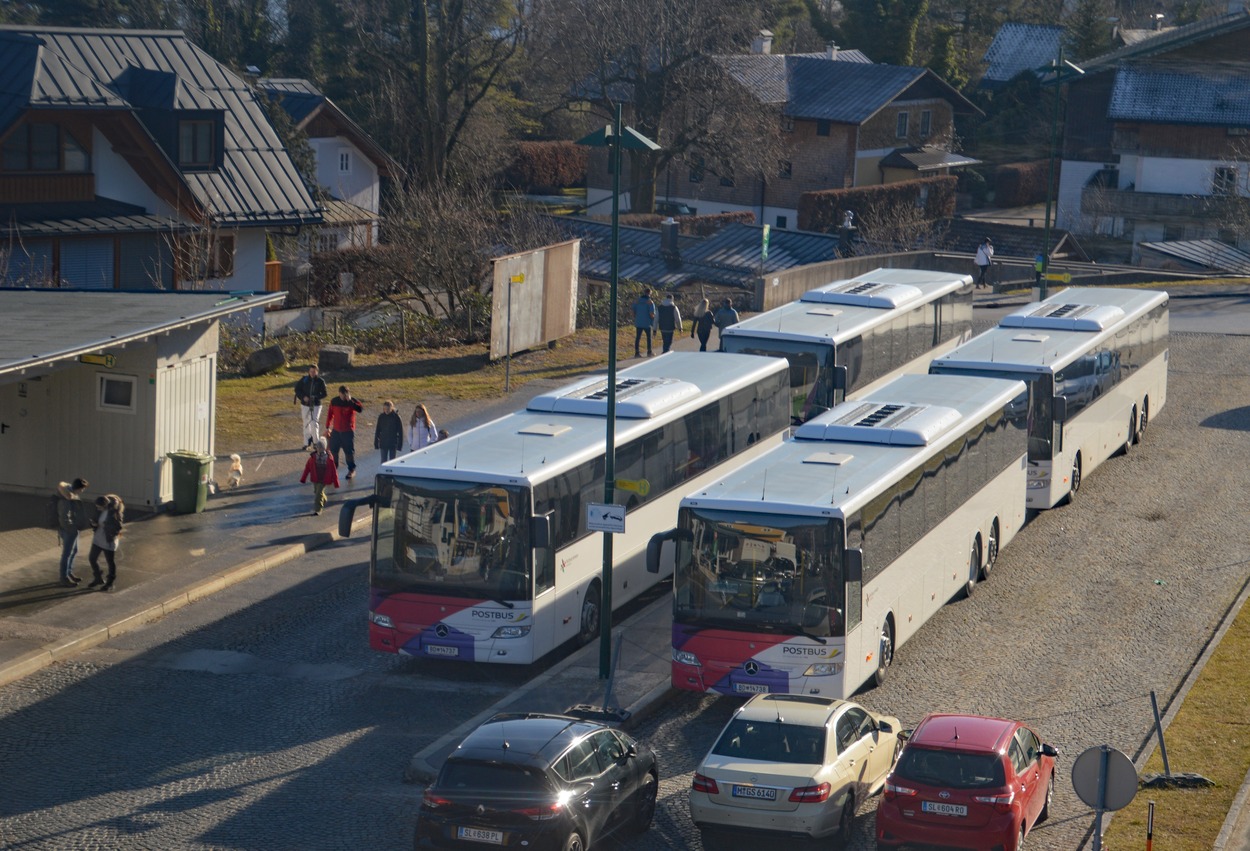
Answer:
(0, 332, 1247, 850)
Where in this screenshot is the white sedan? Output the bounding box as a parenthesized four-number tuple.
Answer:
(690, 693, 901, 849)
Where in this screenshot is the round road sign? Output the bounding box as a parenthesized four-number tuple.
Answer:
(1071, 745, 1138, 811)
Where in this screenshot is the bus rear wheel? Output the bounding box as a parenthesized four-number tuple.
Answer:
(578, 580, 601, 646)
(873, 618, 894, 687)
(961, 537, 981, 599)
(982, 519, 1000, 582)
(1138, 398, 1150, 440)
(1122, 407, 1137, 456)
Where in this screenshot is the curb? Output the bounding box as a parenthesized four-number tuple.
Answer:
(0, 516, 367, 690)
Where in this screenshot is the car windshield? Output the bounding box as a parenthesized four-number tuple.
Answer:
(438, 761, 550, 796)
(894, 747, 1005, 789)
(710, 718, 826, 765)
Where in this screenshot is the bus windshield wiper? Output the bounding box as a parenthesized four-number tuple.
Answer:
(489, 597, 515, 609)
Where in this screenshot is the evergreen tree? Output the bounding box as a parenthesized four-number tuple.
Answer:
(1065, 0, 1116, 61)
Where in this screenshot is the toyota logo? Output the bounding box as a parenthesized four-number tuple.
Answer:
(477, 804, 486, 815)
(435, 624, 449, 638)
(744, 661, 759, 676)
(939, 791, 951, 799)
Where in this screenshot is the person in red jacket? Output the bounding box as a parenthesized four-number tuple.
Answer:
(325, 385, 364, 479)
(300, 437, 340, 515)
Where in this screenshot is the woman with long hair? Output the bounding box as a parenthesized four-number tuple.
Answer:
(409, 404, 439, 450)
(87, 494, 124, 592)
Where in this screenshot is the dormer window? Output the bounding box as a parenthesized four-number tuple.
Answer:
(178, 120, 215, 168)
(1, 123, 89, 172)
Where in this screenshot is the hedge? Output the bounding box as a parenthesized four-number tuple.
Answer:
(502, 141, 588, 193)
(994, 161, 1059, 207)
(798, 176, 958, 233)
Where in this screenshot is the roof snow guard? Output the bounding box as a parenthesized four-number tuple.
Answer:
(795, 400, 962, 446)
(801, 280, 924, 309)
(527, 376, 701, 418)
(1000, 302, 1125, 332)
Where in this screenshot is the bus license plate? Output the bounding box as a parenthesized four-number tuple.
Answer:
(457, 826, 503, 844)
(922, 801, 967, 817)
(426, 644, 459, 657)
(733, 785, 778, 800)
(734, 682, 769, 694)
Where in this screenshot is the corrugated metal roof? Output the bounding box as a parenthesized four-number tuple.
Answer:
(1138, 238, 1250, 274)
(981, 24, 1064, 86)
(549, 217, 841, 289)
(1108, 62, 1250, 125)
(0, 197, 195, 237)
(944, 218, 1087, 261)
(256, 77, 323, 124)
(0, 26, 321, 228)
(1082, 8, 1250, 72)
(322, 198, 377, 225)
(879, 145, 980, 170)
(0, 290, 287, 377)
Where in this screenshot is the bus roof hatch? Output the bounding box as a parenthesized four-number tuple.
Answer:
(1001, 302, 1126, 332)
(794, 401, 961, 446)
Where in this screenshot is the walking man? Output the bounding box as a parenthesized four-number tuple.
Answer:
(657, 294, 683, 353)
(633, 289, 656, 357)
(713, 298, 740, 351)
(326, 385, 364, 480)
(293, 365, 328, 449)
(974, 238, 994, 289)
(375, 400, 404, 463)
(55, 477, 90, 587)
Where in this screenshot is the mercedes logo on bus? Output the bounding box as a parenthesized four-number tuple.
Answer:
(435, 624, 449, 638)
(744, 661, 759, 676)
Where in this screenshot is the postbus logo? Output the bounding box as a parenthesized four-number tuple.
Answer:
(781, 645, 841, 658)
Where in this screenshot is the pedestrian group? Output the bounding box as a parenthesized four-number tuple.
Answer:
(55, 477, 124, 592)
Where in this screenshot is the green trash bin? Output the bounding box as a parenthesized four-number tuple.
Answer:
(168, 451, 213, 514)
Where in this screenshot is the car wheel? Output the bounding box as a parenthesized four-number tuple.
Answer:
(872, 618, 894, 687)
(630, 771, 657, 834)
(562, 828, 586, 851)
(836, 793, 855, 849)
(578, 580, 601, 646)
(1038, 771, 1054, 823)
(981, 519, 1000, 582)
(959, 537, 981, 599)
(1015, 824, 1026, 851)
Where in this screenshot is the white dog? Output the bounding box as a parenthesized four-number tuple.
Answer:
(227, 453, 244, 489)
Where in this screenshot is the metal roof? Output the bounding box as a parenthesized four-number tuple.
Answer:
(1081, 8, 1250, 72)
(1138, 239, 1250, 275)
(549, 217, 841, 289)
(0, 26, 321, 228)
(981, 24, 1064, 86)
(1107, 62, 1250, 126)
(879, 145, 980, 171)
(0, 197, 195, 237)
(943, 218, 1088, 262)
(0, 290, 287, 378)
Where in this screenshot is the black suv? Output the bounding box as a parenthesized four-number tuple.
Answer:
(415, 712, 659, 850)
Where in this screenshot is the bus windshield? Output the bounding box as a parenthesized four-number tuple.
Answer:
(722, 341, 835, 424)
(373, 476, 531, 601)
(674, 510, 845, 637)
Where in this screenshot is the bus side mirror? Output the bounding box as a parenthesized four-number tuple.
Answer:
(844, 547, 863, 583)
(1054, 396, 1068, 423)
(647, 529, 678, 574)
(338, 494, 377, 538)
(832, 365, 847, 391)
(530, 511, 552, 550)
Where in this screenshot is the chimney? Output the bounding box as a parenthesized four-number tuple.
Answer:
(661, 218, 680, 266)
(751, 29, 773, 55)
(826, 42, 839, 60)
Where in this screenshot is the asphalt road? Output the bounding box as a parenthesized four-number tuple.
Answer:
(1, 331, 1248, 850)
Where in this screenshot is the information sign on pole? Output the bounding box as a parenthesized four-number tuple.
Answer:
(586, 503, 625, 534)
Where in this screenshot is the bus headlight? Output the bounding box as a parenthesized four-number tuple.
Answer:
(370, 612, 394, 628)
(1026, 479, 1047, 488)
(673, 649, 701, 667)
(492, 625, 531, 639)
(804, 662, 843, 676)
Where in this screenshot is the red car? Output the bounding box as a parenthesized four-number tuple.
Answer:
(875, 713, 1058, 851)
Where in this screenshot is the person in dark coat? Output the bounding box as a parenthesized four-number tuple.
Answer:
(87, 494, 124, 592)
(657, 295, 683, 353)
(56, 477, 90, 587)
(375, 400, 404, 463)
(293, 365, 328, 449)
(632, 290, 656, 357)
(713, 298, 740, 351)
(691, 298, 714, 351)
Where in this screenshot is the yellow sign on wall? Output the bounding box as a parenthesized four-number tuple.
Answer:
(1043, 273, 1072, 283)
(79, 353, 116, 368)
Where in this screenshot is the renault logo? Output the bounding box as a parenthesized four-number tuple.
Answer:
(744, 661, 759, 676)
(435, 624, 449, 638)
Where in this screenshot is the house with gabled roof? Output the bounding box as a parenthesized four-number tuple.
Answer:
(980, 23, 1065, 90)
(586, 34, 980, 232)
(0, 26, 321, 291)
(1055, 9, 1250, 254)
(257, 78, 400, 253)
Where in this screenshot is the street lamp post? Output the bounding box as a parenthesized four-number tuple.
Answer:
(577, 105, 660, 679)
(1040, 48, 1084, 300)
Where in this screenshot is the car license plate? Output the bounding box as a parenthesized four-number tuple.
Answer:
(734, 682, 769, 694)
(457, 826, 503, 844)
(922, 801, 967, 817)
(733, 784, 778, 800)
(426, 644, 458, 657)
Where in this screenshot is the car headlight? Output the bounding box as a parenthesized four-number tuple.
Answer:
(673, 649, 701, 667)
(492, 625, 531, 639)
(370, 611, 394, 628)
(803, 662, 843, 676)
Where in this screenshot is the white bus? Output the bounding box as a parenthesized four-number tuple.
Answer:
(721, 268, 973, 422)
(930, 287, 1168, 509)
(345, 352, 791, 664)
(646, 372, 1029, 698)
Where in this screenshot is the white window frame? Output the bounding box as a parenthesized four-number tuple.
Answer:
(338, 148, 353, 175)
(97, 373, 137, 414)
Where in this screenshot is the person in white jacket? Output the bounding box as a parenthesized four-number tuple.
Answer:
(409, 404, 439, 450)
(974, 237, 994, 288)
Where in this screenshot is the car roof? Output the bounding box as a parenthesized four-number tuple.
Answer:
(734, 693, 851, 727)
(909, 713, 1019, 754)
(450, 713, 608, 767)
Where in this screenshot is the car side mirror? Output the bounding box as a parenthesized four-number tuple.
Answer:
(878, 720, 894, 734)
(627, 742, 639, 759)
(898, 729, 913, 743)
(1041, 743, 1059, 757)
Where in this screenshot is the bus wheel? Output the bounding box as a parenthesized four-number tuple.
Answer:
(1065, 455, 1083, 505)
(873, 618, 894, 687)
(1122, 407, 1137, 456)
(1139, 398, 1150, 439)
(578, 580, 601, 646)
(982, 520, 1000, 582)
(960, 538, 981, 599)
